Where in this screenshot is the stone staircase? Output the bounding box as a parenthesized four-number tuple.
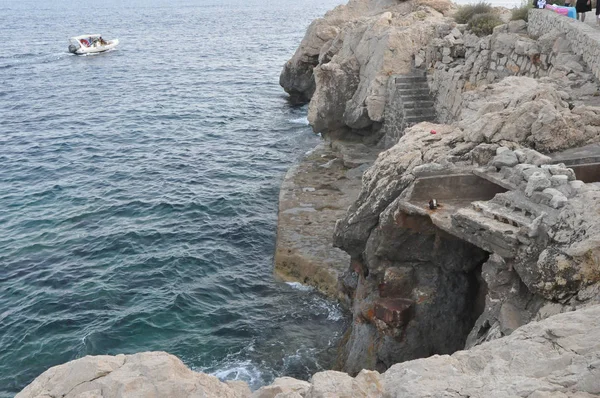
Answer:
(451, 191, 556, 258)
(395, 74, 437, 126)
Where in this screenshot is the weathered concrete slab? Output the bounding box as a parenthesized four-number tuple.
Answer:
(551, 142, 600, 166)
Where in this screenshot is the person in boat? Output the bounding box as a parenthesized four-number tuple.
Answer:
(99, 37, 108, 45)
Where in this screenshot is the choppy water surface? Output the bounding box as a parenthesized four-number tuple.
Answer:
(0, 0, 348, 395)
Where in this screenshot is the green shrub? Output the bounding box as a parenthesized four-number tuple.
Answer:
(511, 0, 532, 22)
(454, 1, 493, 24)
(468, 12, 504, 36)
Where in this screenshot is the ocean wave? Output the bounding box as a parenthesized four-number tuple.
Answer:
(209, 359, 264, 388)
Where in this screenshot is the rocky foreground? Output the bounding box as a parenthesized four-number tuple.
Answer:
(16, 305, 600, 397)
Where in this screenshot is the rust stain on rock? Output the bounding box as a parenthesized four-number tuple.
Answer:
(374, 298, 414, 328)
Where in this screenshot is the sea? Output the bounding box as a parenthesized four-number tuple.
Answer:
(0, 0, 526, 395)
(0, 0, 349, 395)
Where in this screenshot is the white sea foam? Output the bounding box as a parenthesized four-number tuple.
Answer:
(289, 117, 309, 125)
(285, 281, 314, 292)
(312, 298, 344, 321)
(210, 359, 263, 386)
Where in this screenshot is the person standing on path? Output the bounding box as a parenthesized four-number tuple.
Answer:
(576, 0, 592, 21)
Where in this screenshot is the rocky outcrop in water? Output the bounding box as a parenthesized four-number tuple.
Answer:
(18, 305, 600, 397)
(281, 0, 452, 141)
(274, 142, 378, 300)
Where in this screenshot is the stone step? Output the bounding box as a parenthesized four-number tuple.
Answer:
(490, 191, 544, 218)
(395, 76, 427, 83)
(451, 208, 521, 258)
(404, 108, 436, 118)
(471, 200, 533, 230)
(396, 82, 430, 90)
(404, 115, 436, 124)
(403, 100, 435, 109)
(399, 94, 433, 102)
(397, 88, 431, 96)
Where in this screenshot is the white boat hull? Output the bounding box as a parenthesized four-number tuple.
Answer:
(74, 39, 119, 55)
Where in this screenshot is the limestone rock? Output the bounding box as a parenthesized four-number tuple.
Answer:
(490, 149, 518, 169)
(252, 377, 311, 398)
(458, 77, 600, 153)
(16, 352, 249, 398)
(283, 0, 449, 137)
(525, 172, 551, 196)
(19, 306, 600, 397)
(309, 7, 447, 136)
(275, 143, 366, 299)
(307, 369, 384, 398)
(383, 305, 600, 397)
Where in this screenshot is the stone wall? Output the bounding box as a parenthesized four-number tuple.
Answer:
(381, 76, 406, 147)
(426, 19, 598, 124)
(529, 9, 600, 81)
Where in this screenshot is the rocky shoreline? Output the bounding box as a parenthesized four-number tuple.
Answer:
(15, 306, 600, 397)
(17, 0, 600, 396)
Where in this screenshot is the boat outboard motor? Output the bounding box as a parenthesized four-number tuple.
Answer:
(68, 44, 79, 53)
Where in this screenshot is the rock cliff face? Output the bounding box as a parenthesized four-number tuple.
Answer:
(278, 0, 600, 388)
(281, 0, 452, 141)
(333, 74, 600, 372)
(18, 305, 600, 397)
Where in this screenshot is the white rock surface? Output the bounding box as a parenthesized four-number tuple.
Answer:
(16, 352, 250, 398)
(251, 377, 311, 398)
(382, 305, 600, 397)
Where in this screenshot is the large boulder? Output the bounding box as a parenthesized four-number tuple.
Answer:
(308, 8, 448, 137)
(280, 0, 406, 102)
(16, 352, 250, 398)
(382, 304, 600, 397)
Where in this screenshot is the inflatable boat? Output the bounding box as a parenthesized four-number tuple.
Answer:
(68, 34, 119, 55)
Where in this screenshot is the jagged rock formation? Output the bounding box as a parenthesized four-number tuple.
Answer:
(280, 0, 452, 141)
(18, 305, 600, 397)
(333, 72, 600, 372)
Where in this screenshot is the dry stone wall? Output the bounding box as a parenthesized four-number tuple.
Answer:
(529, 9, 600, 81)
(426, 19, 598, 124)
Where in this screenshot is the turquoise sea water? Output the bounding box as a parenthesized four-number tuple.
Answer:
(0, 0, 348, 395)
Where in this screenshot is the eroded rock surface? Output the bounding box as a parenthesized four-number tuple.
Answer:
(274, 142, 378, 299)
(333, 80, 600, 369)
(16, 352, 249, 398)
(281, 0, 452, 140)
